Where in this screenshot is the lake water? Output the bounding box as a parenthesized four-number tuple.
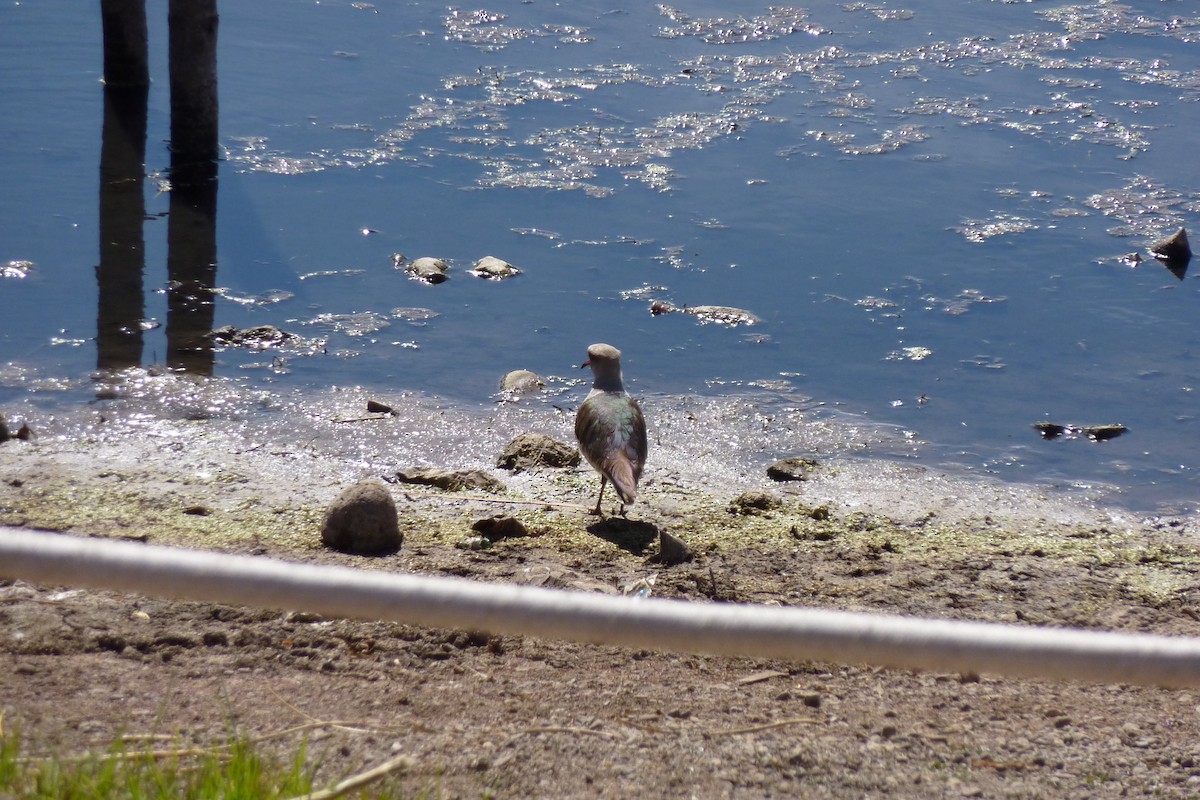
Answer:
(2, 0, 1198, 513)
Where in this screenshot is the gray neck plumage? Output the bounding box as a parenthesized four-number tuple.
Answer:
(590, 366, 625, 395)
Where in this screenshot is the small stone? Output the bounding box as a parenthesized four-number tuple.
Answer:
(470, 255, 522, 280)
(767, 457, 818, 482)
(392, 466, 506, 493)
(201, 631, 228, 647)
(1150, 227, 1191, 263)
(499, 370, 545, 398)
(880, 725, 898, 739)
(366, 399, 395, 415)
(321, 478, 403, 555)
(183, 505, 211, 516)
(496, 433, 581, 471)
(800, 692, 822, 708)
(730, 490, 782, 515)
(472, 515, 528, 540)
(405, 257, 450, 285)
(654, 530, 693, 565)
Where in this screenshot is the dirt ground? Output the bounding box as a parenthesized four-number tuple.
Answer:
(4, 393, 1200, 798)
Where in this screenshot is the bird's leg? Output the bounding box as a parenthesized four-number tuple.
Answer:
(590, 476, 607, 516)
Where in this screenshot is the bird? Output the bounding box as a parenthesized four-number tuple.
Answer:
(575, 343, 648, 516)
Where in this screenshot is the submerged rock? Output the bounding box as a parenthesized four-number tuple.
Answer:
(471, 255, 522, 280)
(209, 325, 297, 349)
(649, 301, 761, 327)
(392, 466, 505, 493)
(1033, 422, 1127, 442)
(496, 433, 580, 471)
(499, 369, 545, 399)
(403, 256, 450, 285)
(321, 479, 402, 555)
(1150, 227, 1191, 263)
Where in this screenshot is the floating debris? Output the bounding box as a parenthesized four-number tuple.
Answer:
(1033, 422, 1128, 441)
(470, 255, 522, 280)
(402, 256, 450, 285)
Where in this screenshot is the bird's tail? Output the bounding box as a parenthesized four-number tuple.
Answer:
(605, 456, 639, 506)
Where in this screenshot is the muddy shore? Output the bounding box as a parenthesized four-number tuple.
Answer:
(3, 382, 1200, 798)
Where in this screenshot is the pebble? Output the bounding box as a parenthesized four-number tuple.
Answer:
(320, 478, 403, 555)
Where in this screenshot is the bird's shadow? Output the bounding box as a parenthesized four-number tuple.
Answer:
(587, 517, 659, 556)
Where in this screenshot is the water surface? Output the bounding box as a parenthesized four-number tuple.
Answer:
(2, 0, 1198, 511)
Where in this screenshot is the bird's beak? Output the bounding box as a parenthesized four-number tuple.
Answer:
(580, 358, 591, 369)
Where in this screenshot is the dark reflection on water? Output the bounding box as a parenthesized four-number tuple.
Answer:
(96, 1, 220, 378)
(96, 82, 148, 372)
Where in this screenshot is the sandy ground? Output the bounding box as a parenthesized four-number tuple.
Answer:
(3, 382, 1200, 798)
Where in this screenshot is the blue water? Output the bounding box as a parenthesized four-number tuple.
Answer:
(2, 1, 1199, 511)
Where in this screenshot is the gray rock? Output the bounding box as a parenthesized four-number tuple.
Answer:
(767, 457, 818, 482)
(499, 369, 544, 398)
(471, 255, 522, 280)
(393, 466, 505, 493)
(321, 479, 402, 555)
(496, 433, 581, 471)
(404, 257, 450, 285)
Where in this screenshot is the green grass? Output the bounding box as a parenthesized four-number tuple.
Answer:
(0, 726, 410, 800)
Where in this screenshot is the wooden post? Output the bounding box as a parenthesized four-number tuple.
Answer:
(100, 0, 149, 88)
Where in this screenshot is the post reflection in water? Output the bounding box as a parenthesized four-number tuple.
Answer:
(95, 80, 149, 372)
(94, 0, 220, 381)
